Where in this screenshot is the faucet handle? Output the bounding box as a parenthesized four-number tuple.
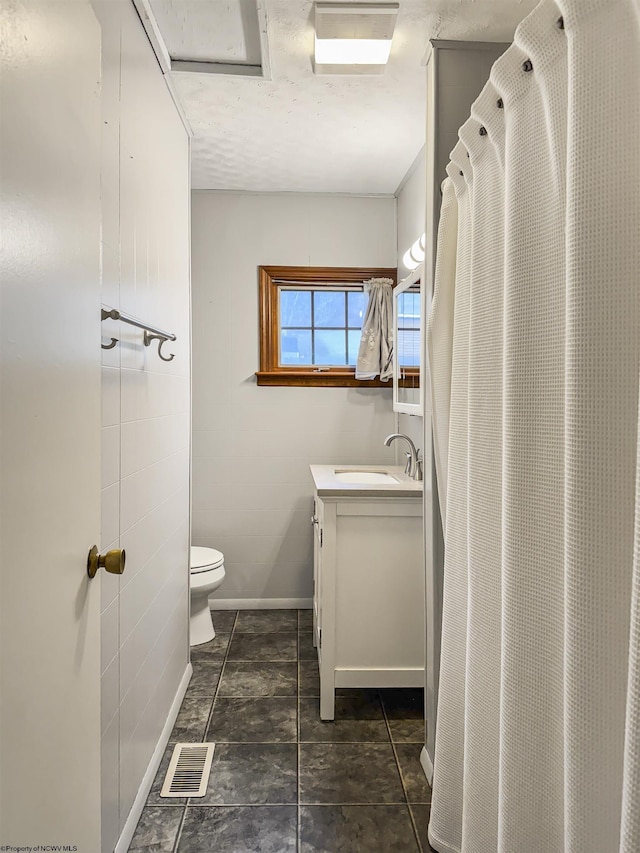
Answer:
(414, 450, 423, 481)
(403, 451, 413, 476)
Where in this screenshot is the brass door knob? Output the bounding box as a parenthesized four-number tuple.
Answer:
(87, 545, 126, 579)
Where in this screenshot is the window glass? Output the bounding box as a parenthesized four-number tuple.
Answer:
(280, 329, 312, 365)
(315, 329, 347, 365)
(397, 330, 420, 366)
(314, 291, 346, 327)
(347, 329, 362, 365)
(397, 290, 421, 367)
(398, 292, 420, 328)
(348, 291, 367, 327)
(278, 285, 367, 367)
(280, 290, 311, 327)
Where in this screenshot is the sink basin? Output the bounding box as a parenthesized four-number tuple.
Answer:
(334, 470, 399, 485)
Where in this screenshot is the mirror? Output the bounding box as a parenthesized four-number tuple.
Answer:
(393, 263, 424, 414)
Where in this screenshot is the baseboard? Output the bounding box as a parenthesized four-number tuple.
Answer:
(334, 667, 425, 688)
(114, 662, 193, 853)
(420, 744, 433, 786)
(209, 597, 313, 610)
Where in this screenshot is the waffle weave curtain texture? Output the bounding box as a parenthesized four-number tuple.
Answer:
(426, 1, 640, 851)
(355, 277, 394, 381)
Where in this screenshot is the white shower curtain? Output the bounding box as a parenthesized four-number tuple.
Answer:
(427, 176, 457, 526)
(427, 1, 640, 852)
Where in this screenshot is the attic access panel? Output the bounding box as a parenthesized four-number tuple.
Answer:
(145, 0, 270, 78)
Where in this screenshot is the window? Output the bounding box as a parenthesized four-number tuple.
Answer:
(257, 265, 397, 387)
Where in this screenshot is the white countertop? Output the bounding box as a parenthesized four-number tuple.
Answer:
(310, 464, 424, 498)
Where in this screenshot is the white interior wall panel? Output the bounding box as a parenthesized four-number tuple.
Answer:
(93, 1, 191, 849)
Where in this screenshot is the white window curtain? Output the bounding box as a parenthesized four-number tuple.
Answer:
(355, 277, 394, 381)
(427, 1, 640, 852)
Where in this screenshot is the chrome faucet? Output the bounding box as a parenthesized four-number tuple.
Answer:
(383, 433, 423, 481)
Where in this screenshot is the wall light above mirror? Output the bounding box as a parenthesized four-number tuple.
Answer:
(402, 232, 426, 271)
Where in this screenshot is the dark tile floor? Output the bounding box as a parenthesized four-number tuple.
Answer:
(129, 610, 434, 852)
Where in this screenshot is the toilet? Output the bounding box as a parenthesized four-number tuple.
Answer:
(190, 546, 225, 646)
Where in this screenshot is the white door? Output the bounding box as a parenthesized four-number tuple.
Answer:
(0, 1, 103, 850)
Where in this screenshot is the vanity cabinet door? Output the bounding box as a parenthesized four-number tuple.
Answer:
(312, 495, 324, 651)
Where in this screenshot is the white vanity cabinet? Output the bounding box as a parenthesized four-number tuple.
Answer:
(310, 466, 425, 720)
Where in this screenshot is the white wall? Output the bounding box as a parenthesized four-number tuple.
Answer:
(397, 147, 426, 272)
(396, 148, 426, 448)
(94, 2, 191, 849)
(191, 192, 397, 604)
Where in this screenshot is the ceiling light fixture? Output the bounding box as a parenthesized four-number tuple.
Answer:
(314, 3, 399, 75)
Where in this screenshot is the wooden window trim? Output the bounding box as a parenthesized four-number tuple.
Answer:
(257, 265, 398, 387)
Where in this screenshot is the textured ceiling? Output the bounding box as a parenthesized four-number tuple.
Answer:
(156, 0, 539, 193)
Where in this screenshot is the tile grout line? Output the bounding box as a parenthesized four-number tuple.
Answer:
(380, 692, 424, 853)
(206, 694, 298, 699)
(230, 624, 298, 637)
(202, 609, 240, 740)
(152, 799, 424, 808)
(181, 801, 417, 807)
(171, 804, 188, 853)
(169, 623, 241, 853)
(196, 660, 297, 666)
(161, 739, 403, 745)
(174, 609, 239, 850)
(298, 801, 415, 807)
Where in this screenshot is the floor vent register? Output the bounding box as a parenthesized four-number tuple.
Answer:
(160, 743, 215, 797)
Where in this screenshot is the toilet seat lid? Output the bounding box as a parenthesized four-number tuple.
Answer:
(190, 546, 224, 573)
